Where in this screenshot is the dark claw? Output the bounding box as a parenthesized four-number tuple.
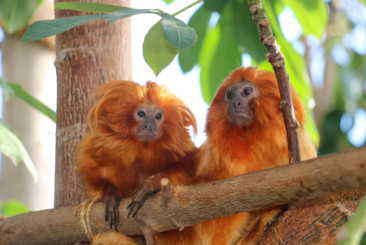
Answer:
(127, 197, 135, 209)
(104, 194, 122, 231)
(127, 189, 159, 218)
(127, 202, 136, 218)
(132, 202, 144, 218)
(105, 200, 109, 221)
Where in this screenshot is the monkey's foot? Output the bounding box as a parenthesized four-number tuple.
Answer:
(104, 194, 122, 231)
(127, 175, 162, 218)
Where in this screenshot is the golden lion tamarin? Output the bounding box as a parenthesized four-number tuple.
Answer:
(77, 80, 198, 233)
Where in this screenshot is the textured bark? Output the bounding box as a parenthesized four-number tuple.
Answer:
(54, 0, 131, 208)
(259, 189, 365, 245)
(0, 148, 365, 244)
(248, 0, 300, 163)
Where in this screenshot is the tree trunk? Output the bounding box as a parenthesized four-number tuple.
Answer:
(54, 0, 131, 208)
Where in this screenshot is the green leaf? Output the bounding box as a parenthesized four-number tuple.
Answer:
(22, 14, 105, 43)
(179, 6, 212, 73)
(0, 79, 15, 101)
(0, 199, 31, 216)
(143, 20, 178, 76)
(204, 0, 232, 12)
(0, 119, 38, 182)
(162, 14, 198, 52)
(0, 79, 56, 122)
(23, 8, 160, 42)
(281, 0, 327, 39)
(232, 0, 266, 63)
(360, 0, 366, 6)
(197, 26, 220, 102)
(103, 9, 161, 23)
(163, 0, 177, 3)
(199, 7, 241, 104)
(55, 2, 128, 13)
(0, 0, 43, 34)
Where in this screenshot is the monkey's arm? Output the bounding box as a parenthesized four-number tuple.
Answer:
(78, 136, 123, 230)
(127, 149, 198, 217)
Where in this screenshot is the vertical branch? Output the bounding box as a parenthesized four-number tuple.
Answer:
(247, 0, 301, 163)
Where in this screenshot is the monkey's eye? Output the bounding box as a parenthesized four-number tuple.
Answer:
(137, 111, 145, 118)
(227, 92, 233, 99)
(155, 113, 162, 120)
(244, 88, 252, 96)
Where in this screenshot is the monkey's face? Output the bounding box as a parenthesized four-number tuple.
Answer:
(134, 104, 164, 141)
(224, 81, 259, 126)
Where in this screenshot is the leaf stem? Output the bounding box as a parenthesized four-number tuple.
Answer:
(171, 0, 203, 17)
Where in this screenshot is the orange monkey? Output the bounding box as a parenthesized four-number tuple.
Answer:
(77, 80, 198, 233)
(187, 66, 317, 245)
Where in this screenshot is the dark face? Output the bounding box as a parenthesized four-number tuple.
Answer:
(225, 81, 259, 126)
(134, 104, 164, 141)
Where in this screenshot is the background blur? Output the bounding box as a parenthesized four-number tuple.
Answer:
(0, 0, 365, 214)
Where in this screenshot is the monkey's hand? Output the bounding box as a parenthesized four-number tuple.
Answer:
(127, 174, 163, 218)
(104, 192, 123, 231)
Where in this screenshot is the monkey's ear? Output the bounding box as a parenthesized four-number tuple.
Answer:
(181, 104, 197, 136)
(146, 81, 158, 88)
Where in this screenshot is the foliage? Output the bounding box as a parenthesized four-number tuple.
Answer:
(0, 0, 43, 34)
(0, 119, 38, 182)
(21, 0, 326, 145)
(180, 0, 325, 145)
(23, 1, 200, 76)
(0, 199, 30, 216)
(0, 78, 56, 182)
(0, 79, 56, 122)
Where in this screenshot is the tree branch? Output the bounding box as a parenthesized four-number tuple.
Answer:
(0, 148, 365, 244)
(247, 0, 301, 163)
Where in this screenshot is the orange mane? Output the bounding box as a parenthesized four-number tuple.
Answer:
(198, 66, 308, 178)
(87, 80, 197, 163)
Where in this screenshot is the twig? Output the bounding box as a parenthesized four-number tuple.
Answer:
(0, 148, 365, 245)
(247, 0, 301, 163)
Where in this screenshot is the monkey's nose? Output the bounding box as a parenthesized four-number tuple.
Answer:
(143, 125, 156, 132)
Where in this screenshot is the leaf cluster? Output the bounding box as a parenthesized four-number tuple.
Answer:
(22, 2, 199, 76)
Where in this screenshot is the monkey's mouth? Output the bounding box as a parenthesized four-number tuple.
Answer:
(233, 111, 252, 119)
(136, 133, 159, 141)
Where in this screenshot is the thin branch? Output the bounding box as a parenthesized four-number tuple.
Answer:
(171, 0, 203, 16)
(0, 148, 365, 245)
(247, 0, 301, 163)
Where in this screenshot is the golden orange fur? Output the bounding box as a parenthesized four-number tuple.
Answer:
(190, 66, 317, 245)
(78, 80, 197, 200)
(154, 66, 317, 245)
(77, 80, 198, 243)
(91, 67, 317, 244)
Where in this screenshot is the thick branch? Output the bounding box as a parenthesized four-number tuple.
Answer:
(0, 148, 365, 244)
(248, 0, 301, 163)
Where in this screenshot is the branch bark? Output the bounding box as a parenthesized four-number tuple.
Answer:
(247, 0, 301, 163)
(0, 148, 365, 245)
